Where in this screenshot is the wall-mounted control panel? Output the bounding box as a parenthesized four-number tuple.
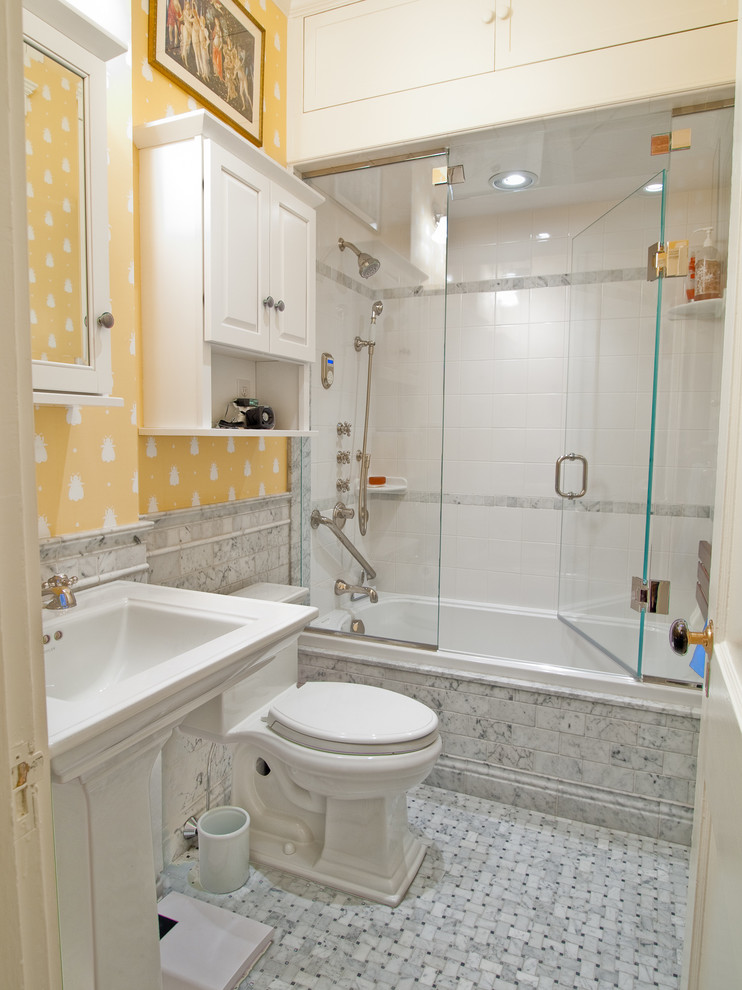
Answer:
(321, 352, 334, 389)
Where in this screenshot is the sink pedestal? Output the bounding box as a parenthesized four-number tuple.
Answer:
(53, 728, 172, 990)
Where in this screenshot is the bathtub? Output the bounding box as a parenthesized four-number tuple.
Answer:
(304, 594, 702, 706)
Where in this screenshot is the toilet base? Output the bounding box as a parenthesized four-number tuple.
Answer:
(248, 818, 429, 907)
(232, 734, 436, 906)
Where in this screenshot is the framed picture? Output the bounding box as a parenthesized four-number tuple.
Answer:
(149, 0, 265, 147)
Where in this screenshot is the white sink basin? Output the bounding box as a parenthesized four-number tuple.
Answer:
(43, 580, 318, 778)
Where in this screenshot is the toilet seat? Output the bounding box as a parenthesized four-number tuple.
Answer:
(266, 682, 439, 756)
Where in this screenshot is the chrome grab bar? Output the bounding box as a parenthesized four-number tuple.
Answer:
(311, 508, 377, 580)
(555, 452, 588, 499)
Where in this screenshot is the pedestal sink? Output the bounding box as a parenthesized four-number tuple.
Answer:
(43, 581, 317, 990)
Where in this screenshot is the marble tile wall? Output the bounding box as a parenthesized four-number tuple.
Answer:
(143, 492, 294, 594)
(299, 645, 699, 845)
(39, 520, 151, 589)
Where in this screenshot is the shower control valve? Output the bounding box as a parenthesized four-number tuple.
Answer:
(336, 478, 350, 493)
(337, 451, 351, 464)
(337, 421, 352, 437)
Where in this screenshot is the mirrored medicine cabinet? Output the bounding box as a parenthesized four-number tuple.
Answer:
(22, 0, 125, 403)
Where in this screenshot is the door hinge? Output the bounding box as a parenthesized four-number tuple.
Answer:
(12, 751, 44, 835)
(630, 576, 670, 614)
(647, 240, 689, 281)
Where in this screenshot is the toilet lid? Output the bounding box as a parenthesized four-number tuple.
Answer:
(267, 682, 439, 756)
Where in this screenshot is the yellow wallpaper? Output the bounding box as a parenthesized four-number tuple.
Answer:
(33, 0, 289, 538)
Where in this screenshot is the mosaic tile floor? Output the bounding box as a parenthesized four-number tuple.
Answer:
(161, 784, 689, 990)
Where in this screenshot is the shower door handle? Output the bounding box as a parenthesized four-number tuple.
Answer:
(555, 453, 588, 499)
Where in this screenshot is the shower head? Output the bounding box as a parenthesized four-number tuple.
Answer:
(338, 237, 381, 279)
(370, 300, 383, 324)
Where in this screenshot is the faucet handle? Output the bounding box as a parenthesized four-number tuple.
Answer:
(42, 573, 78, 609)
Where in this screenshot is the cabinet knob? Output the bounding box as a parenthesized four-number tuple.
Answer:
(275, 299, 286, 312)
(97, 311, 115, 329)
(496, 2, 512, 19)
(263, 296, 275, 308)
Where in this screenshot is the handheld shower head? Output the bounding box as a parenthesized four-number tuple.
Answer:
(338, 237, 381, 279)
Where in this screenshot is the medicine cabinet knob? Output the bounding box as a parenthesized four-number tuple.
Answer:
(263, 296, 275, 308)
(97, 311, 115, 329)
(275, 299, 286, 312)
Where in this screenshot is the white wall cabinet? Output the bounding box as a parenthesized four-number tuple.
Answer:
(136, 111, 322, 433)
(23, 0, 126, 402)
(302, 0, 495, 112)
(494, 0, 735, 70)
(287, 0, 736, 165)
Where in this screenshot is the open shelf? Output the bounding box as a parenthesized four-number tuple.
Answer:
(33, 391, 124, 408)
(139, 428, 316, 438)
(667, 298, 724, 321)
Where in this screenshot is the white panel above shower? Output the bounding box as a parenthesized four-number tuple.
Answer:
(302, 0, 495, 112)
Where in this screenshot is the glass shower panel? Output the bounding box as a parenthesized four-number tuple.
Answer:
(557, 173, 666, 676)
(641, 104, 733, 685)
(304, 154, 448, 647)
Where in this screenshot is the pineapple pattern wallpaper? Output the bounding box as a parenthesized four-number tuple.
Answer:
(33, 0, 289, 538)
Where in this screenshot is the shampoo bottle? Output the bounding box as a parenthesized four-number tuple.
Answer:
(694, 228, 722, 301)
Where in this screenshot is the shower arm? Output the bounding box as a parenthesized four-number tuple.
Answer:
(310, 509, 377, 580)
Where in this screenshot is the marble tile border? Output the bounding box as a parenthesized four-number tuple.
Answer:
(318, 262, 648, 300)
(313, 490, 712, 518)
(298, 645, 698, 845)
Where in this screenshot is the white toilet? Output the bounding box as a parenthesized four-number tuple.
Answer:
(181, 583, 441, 906)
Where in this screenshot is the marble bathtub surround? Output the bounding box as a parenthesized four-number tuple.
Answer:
(299, 646, 699, 846)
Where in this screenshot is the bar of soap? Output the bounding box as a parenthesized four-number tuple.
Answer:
(368, 476, 386, 486)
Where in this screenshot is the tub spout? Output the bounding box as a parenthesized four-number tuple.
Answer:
(335, 579, 378, 604)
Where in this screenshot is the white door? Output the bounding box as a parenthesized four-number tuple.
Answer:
(680, 36, 742, 986)
(268, 184, 316, 362)
(204, 140, 271, 353)
(494, 0, 735, 70)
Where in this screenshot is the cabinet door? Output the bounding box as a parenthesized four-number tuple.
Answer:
(268, 185, 316, 362)
(204, 141, 270, 352)
(495, 0, 735, 69)
(303, 0, 495, 112)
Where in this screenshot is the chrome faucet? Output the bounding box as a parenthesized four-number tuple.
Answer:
(334, 578, 378, 604)
(42, 573, 78, 609)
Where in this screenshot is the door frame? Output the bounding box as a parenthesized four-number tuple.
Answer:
(0, 1, 63, 987)
(681, 22, 742, 988)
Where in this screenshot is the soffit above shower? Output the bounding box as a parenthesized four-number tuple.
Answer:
(447, 91, 735, 218)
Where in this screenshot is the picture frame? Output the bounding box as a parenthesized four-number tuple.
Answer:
(149, 0, 265, 148)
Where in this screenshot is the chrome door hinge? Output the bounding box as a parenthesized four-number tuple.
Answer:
(647, 240, 689, 281)
(630, 576, 670, 614)
(12, 751, 44, 835)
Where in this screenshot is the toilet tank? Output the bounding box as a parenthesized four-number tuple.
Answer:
(180, 584, 309, 740)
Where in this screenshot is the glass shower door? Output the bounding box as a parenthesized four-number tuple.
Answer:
(557, 172, 666, 677)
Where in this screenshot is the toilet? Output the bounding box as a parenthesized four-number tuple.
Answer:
(181, 583, 441, 906)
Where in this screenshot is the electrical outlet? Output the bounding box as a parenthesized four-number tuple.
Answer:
(237, 378, 253, 399)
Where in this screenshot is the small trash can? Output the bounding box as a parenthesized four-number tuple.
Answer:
(197, 806, 250, 894)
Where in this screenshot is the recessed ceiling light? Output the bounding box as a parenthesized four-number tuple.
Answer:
(489, 170, 538, 191)
(535, 232, 551, 241)
(644, 181, 663, 194)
